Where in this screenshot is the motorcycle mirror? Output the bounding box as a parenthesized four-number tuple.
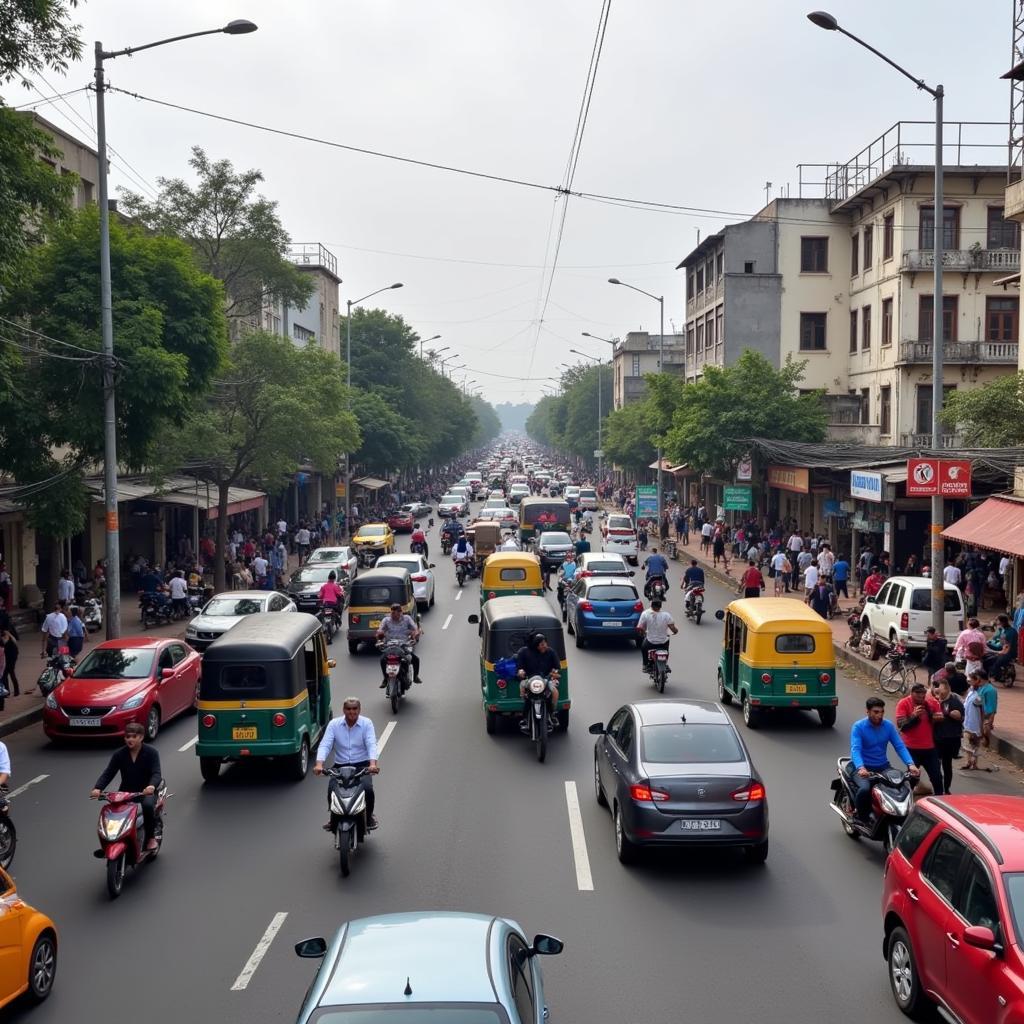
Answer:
(294, 937, 328, 959)
(588, 722, 605, 735)
(428, 564, 436, 569)
(467, 614, 479, 624)
(327, 659, 337, 669)
(714, 609, 725, 620)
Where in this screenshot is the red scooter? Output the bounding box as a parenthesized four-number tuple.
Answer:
(93, 783, 168, 899)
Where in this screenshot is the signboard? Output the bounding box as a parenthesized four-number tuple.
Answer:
(335, 483, 346, 498)
(723, 486, 753, 512)
(593, 449, 604, 459)
(850, 470, 883, 503)
(635, 484, 658, 520)
(907, 458, 973, 498)
(851, 513, 885, 534)
(766, 465, 809, 494)
(823, 499, 841, 518)
(736, 454, 753, 481)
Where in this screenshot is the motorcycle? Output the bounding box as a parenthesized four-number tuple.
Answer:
(38, 650, 76, 696)
(410, 538, 426, 556)
(323, 765, 372, 878)
(81, 596, 103, 633)
(520, 675, 556, 763)
(645, 646, 670, 692)
(828, 757, 914, 853)
(683, 585, 705, 625)
(317, 602, 341, 644)
(356, 547, 378, 569)
(644, 575, 667, 602)
(441, 535, 453, 556)
(0, 785, 16, 869)
(455, 559, 475, 587)
(139, 591, 172, 629)
(377, 639, 414, 714)
(93, 782, 168, 899)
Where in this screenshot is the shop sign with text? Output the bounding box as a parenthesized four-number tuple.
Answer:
(850, 470, 883, 503)
(906, 458, 973, 498)
(766, 465, 809, 494)
(723, 486, 753, 511)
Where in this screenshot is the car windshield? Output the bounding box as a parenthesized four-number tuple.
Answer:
(360, 526, 387, 537)
(1005, 873, 1024, 943)
(380, 560, 419, 574)
(203, 597, 265, 616)
(607, 517, 633, 530)
(586, 561, 625, 574)
(74, 648, 156, 680)
(641, 723, 745, 764)
(587, 585, 638, 601)
(310, 549, 348, 563)
(293, 567, 338, 584)
(540, 533, 572, 547)
(441, 495, 461, 504)
(910, 589, 961, 612)
(310, 1008, 505, 1023)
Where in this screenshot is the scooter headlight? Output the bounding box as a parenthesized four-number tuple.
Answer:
(876, 791, 904, 816)
(528, 677, 546, 695)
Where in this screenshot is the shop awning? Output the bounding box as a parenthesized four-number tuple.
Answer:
(882, 466, 908, 484)
(353, 476, 389, 491)
(942, 496, 1024, 558)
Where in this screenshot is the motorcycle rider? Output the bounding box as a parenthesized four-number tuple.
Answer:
(410, 523, 428, 559)
(637, 597, 678, 671)
(848, 697, 920, 822)
(452, 534, 475, 578)
(90, 722, 162, 851)
(682, 558, 706, 614)
(375, 603, 422, 687)
(515, 633, 560, 733)
(557, 551, 577, 609)
(314, 697, 379, 830)
(318, 571, 346, 631)
(0, 739, 10, 788)
(643, 547, 670, 600)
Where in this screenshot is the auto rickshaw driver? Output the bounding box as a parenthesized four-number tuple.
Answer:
(516, 633, 560, 733)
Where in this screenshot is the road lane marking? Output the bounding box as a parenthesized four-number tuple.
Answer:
(442, 613, 453, 630)
(178, 736, 199, 752)
(377, 721, 397, 755)
(7, 775, 48, 799)
(564, 781, 594, 891)
(231, 912, 288, 991)
(455, 589, 462, 601)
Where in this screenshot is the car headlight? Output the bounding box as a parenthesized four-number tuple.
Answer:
(120, 693, 146, 710)
(45, 693, 58, 710)
(185, 625, 197, 637)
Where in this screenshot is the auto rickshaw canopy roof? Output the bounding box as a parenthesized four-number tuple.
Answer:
(725, 597, 834, 635)
(203, 611, 323, 663)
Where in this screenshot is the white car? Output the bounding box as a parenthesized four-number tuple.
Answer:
(602, 514, 639, 564)
(308, 545, 359, 579)
(185, 590, 296, 652)
(578, 487, 598, 511)
(376, 554, 436, 610)
(482, 498, 507, 511)
(478, 506, 517, 527)
(508, 484, 530, 506)
(438, 493, 469, 518)
(861, 575, 965, 654)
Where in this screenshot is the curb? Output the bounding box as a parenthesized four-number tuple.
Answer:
(0, 705, 43, 740)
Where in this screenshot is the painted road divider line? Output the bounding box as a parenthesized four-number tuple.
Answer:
(377, 721, 397, 755)
(231, 911, 288, 991)
(7, 775, 48, 799)
(564, 781, 594, 891)
(442, 614, 453, 630)
(178, 736, 199, 752)
(455, 589, 462, 601)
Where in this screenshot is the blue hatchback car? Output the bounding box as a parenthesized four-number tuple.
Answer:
(293, 911, 563, 1023)
(564, 575, 644, 647)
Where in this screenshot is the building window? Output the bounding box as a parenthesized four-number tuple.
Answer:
(631, 353, 641, 376)
(860, 387, 870, 424)
(861, 305, 871, 351)
(851, 234, 859, 275)
(849, 310, 858, 353)
(686, 326, 694, 358)
(862, 225, 873, 271)
(881, 297, 893, 346)
(696, 322, 704, 353)
(918, 295, 958, 342)
(706, 258, 714, 286)
(800, 236, 829, 273)
(987, 207, 1020, 249)
(916, 385, 957, 434)
(799, 312, 827, 351)
(986, 296, 1019, 340)
(687, 270, 695, 298)
(716, 306, 724, 347)
(879, 386, 891, 435)
(919, 206, 960, 250)
(883, 213, 894, 261)
(696, 267, 704, 293)
(716, 252, 724, 279)
(743, 261, 755, 274)
(293, 324, 314, 343)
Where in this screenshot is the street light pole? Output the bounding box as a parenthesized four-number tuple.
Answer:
(569, 348, 605, 480)
(808, 10, 945, 632)
(345, 282, 403, 535)
(93, 18, 257, 639)
(581, 332, 617, 481)
(419, 334, 441, 360)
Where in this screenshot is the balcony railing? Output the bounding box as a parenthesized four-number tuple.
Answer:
(901, 249, 1020, 273)
(900, 432, 964, 449)
(897, 339, 1019, 364)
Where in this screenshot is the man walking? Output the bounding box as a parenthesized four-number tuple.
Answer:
(895, 682, 944, 795)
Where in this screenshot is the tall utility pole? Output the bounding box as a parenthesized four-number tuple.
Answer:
(581, 332, 617, 481)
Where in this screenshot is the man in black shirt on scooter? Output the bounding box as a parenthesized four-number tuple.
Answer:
(91, 722, 162, 851)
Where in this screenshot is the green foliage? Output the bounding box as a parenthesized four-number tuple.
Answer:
(0, 0, 82, 83)
(469, 395, 501, 445)
(942, 372, 1024, 447)
(526, 395, 565, 449)
(602, 401, 657, 472)
(119, 146, 314, 323)
(662, 351, 827, 475)
(525, 363, 611, 467)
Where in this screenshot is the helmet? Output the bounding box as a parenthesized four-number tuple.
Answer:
(529, 632, 547, 650)
(328, 571, 336, 581)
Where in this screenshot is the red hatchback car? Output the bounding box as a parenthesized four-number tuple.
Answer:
(882, 794, 1024, 1023)
(387, 511, 414, 533)
(43, 638, 201, 742)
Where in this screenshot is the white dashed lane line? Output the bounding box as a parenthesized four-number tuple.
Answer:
(455, 590, 462, 601)
(564, 781, 594, 891)
(231, 912, 288, 991)
(7, 775, 48, 799)
(178, 736, 199, 752)
(377, 721, 397, 754)
(442, 614, 453, 630)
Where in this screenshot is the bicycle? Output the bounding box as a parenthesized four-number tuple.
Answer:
(878, 643, 919, 695)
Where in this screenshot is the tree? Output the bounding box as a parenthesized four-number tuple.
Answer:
(468, 395, 501, 445)
(561, 365, 612, 465)
(119, 147, 313, 324)
(941, 373, 1024, 448)
(526, 395, 566, 449)
(164, 332, 360, 591)
(1, 0, 82, 84)
(602, 401, 657, 473)
(662, 351, 827, 475)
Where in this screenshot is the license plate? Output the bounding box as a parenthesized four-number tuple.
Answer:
(680, 819, 721, 831)
(785, 684, 807, 694)
(386, 665, 400, 675)
(603, 620, 622, 627)
(369, 619, 381, 629)
(232, 726, 258, 740)
(69, 717, 101, 727)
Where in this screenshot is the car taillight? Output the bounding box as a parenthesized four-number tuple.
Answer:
(630, 783, 670, 803)
(820, 672, 831, 684)
(272, 713, 286, 727)
(201, 714, 216, 728)
(488, 591, 496, 599)
(351, 614, 361, 624)
(496, 677, 507, 689)
(732, 782, 765, 802)
(633, 601, 644, 612)
(578, 600, 593, 612)
(412, 575, 427, 582)
(900, 612, 909, 629)
(578, 570, 592, 577)
(760, 672, 772, 683)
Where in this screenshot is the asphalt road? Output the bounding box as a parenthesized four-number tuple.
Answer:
(5, 520, 1021, 1023)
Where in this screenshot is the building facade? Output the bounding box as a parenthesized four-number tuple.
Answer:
(611, 331, 685, 409)
(29, 112, 100, 209)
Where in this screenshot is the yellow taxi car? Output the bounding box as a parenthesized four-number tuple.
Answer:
(351, 523, 396, 566)
(0, 866, 57, 1009)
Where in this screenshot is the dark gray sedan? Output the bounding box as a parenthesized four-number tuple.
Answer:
(590, 699, 769, 865)
(535, 531, 574, 569)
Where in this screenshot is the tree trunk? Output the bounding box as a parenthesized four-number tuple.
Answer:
(214, 479, 231, 593)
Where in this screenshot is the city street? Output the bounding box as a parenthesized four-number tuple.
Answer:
(5, 547, 1020, 1023)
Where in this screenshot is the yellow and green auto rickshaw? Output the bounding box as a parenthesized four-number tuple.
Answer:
(195, 612, 334, 782)
(469, 595, 571, 736)
(714, 598, 837, 729)
(346, 567, 417, 654)
(479, 551, 544, 609)
(518, 497, 571, 546)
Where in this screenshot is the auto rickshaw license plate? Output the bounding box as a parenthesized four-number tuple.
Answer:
(232, 726, 258, 740)
(369, 620, 381, 629)
(785, 684, 807, 694)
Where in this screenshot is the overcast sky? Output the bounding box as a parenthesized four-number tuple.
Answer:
(18, 0, 1014, 403)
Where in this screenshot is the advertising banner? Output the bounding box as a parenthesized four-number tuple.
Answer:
(635, 484, 658, 521)
(723, 486, 753, 512)
(735, 454, 753, 481)
(766, 465, 809, 493)
(907, 459, 973, 498)
(850, 470, 883, 503)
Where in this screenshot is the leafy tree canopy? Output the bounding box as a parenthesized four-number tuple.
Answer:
(0, 0, 82, 84)
(942, 372, 1024, 448)
(602, 401, 657, 472)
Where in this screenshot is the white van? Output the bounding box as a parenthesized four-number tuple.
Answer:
(861, 575, 964, 655)
(578, 487, 598, 511)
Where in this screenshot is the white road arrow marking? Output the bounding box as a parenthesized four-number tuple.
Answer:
(564, 781, 594, 891)
(231, 911, 288, 991)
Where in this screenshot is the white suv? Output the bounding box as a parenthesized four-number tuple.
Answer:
(861, 575, 964, 655)
(602, 514, 638, 564)
(578, 487, 598, 511)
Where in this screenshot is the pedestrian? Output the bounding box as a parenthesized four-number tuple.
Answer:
(920, 626, 947, 677)
(832, 554, 850, 599)
(57, 569, 75, 607)
(976, 669, 999, 753)
(66, 606, 86, 658)
(1, 629, 19, 697)
(797, 549, 813, 592)
(637, 523, 648, 552)
(953, 617, 986, 676)
(903, 553, 919, 576)
(40, 602, 68, 658)
(700, 519, 713, 553)
(712, 529, 727, 568)
(862, 566, 885, 599)
(808, 579, 833, 619)
(895, 682, 944, 795)
(817, 543, 835, 581)
(943, 561, 962, 588)
(739, 560, 764, 599)
(802, 558, 819, 596)
(930, 678, 964, 793)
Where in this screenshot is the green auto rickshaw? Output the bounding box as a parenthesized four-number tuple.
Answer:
(195, 612, 333, 782)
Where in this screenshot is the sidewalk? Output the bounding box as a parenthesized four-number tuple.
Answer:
(669, 536, 1024, 770)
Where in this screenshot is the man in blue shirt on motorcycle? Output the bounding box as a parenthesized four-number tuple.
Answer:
(848, 697, 919, 820)
(681, 559, 706, 615)
(642, 547, 669, 600)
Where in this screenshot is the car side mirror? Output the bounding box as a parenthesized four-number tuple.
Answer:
(588, 722, 605, 735)
(295, 937, 327, 958)
(161, 668, 174, 679)
(963, 925, 999, 953)
(530, 933, 564, 957)
(468, 614, 479, 624)
(327, 659, 337, 669)
(865, 597, 876, 604)
(428, 563, 436, 569)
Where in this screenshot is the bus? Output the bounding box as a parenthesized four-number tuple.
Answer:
(519, 497, 571, 546)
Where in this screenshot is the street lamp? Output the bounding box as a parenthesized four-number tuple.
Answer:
(609, 277, 665, 529)
(808, 10, 946, 631)
(429, 345, 450, 362)
(94, 18, 258, 638)
(419, 334, 441, 360)
(345, 282, 403, 534)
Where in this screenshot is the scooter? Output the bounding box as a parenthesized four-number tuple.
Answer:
(377, 639, 414, 714)
(323, 765, 371, 878)
(645, 576, 667, 602)
(828, 757, 914, 853)
(519, 674, 556, 763)
(93, 782, 168, 899)
(683, 585, 705, 625)
(0, 785, 16, 869)
(81, 596, 103, 633)
(441, 535, 453, 556)
(645, 645, 670, 692)
(317, 602, 339, 644)
(37, 649, 76, 696)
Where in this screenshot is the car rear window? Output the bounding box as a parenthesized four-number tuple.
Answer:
(499, 568, 527, 582)
(775, 634, 815, 653)
(640, 723, 745, 764)
(540, 533, 572, 547)
(587, 585, 638, 601)
(310, 1008, 505, 1022)
(910, 589, 961, 612)
(587, 561, 625, 574)
(441, 495, 461, 503)
(218, 666, 267, 693)
(356, 586, 398, 605)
